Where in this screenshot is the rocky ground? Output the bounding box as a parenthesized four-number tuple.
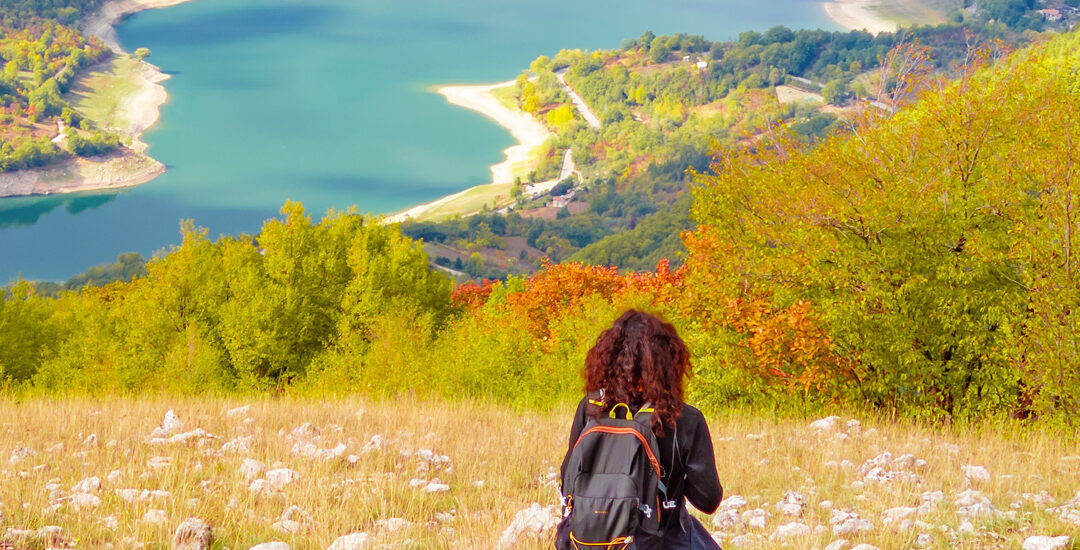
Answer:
(0, 398, 1076, 549)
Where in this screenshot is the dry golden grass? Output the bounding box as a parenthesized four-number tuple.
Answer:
(0, 397, 1077, 549)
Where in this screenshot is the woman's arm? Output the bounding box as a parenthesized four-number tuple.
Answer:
(559, 397, 589, 485)
(682, 408, 723, 513)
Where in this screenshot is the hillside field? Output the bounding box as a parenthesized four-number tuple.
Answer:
(1, 397, 1078, 549)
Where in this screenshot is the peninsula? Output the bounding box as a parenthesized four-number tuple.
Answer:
(0, 0, 194, 198)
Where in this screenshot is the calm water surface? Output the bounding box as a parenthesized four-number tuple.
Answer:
(0, 0, 836, 280)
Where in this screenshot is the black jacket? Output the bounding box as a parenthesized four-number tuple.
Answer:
(559, 396, 723, 533)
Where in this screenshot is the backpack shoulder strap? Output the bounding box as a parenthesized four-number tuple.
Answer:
(628, 403, 667, 496)
(587, 389, 605, 408)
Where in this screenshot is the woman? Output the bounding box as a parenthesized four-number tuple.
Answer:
(558, 310, 723, 549)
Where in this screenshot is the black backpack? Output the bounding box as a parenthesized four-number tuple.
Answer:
(559, 398, 666, 549)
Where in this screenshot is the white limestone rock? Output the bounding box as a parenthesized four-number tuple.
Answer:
(72, 476, 101, 494)
(810, 416, 842, 431)
(281, 505, 313, 525)
(776, 491, 805, 517)
(9, 446, 37, 465)
(831, 509, 871, 535)
(116, 488, 140, 503)
(721, 495, 748, 510)
(375, 517, 410, 532)
(141, 489, 171, 501)
(711, 508, 743, 531)
(290, 423, 319, 441)
(1022, 536, 1071, 550)
(240, 458, 265, 481)
(166, 429, 216, 444)
(771, 522, 810, 539)
(249, 544, 289, 550)
(101, 515, 119, 531)
(271, 519, 303, 534)
(824, 540, 849, 550)
(150, 410, 183, 438)
(962, 465, 991, 484)
(955, 489, 995, 517)
(1059, 507, 1080, 526)
(222, 435, 254, 454)
(327, 533, 372, 550)
(728, 534, 758, 547)
(424, 478, 450, 493)
(496, 503, 558, 548)
(858, 451, 923, 484)
(249, 479, 270, 494)
(742, 508, 769, 530)
(266, 468, 300, 490)
(361, 435, 383, 454)
(142, 509, 168, 524)
(881, 506, 917, 526)
(70, 492, 102, 510)
(172, 517, 212, 550)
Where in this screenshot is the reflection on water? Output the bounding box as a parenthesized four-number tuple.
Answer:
(0, 192, 118, 229)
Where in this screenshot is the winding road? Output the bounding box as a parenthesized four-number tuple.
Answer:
(555, 69, 602, 129)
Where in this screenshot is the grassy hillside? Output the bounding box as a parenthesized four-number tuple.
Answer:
(1, 397, 1077, 549)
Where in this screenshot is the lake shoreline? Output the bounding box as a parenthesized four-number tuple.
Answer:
(822, 0, 899, 35)
(385, 81, 552, 222)
(0, 0, 193, 199)
(81, 0, 198, 154)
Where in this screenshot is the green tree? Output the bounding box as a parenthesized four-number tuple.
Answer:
(648, 36, 671, 63)
(0, 282, 57, 382)
(821, 78, 848, 105)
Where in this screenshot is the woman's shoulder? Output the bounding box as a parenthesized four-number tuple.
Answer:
(677, 402, 708, 427)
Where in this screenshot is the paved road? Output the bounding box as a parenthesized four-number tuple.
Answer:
(555, 69, 602, 129)
(558, 148, 575, 181)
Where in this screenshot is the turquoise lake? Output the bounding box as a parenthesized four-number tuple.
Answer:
(0, 0, 836, 281)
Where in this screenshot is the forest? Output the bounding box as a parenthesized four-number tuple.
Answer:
(3, 29, 1079, 426)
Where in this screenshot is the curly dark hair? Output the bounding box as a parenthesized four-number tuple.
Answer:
(584, 310, 691, 436)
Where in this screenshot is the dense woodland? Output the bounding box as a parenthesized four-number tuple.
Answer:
(3, 30, 1079, 427)
(0, 0, 101, 26)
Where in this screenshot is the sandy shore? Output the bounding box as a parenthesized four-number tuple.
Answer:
(83, 0, 195, 152)
(823, 0, 899, 35)
(439, 81, 552, 186)
(385, 81, 552, 223)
